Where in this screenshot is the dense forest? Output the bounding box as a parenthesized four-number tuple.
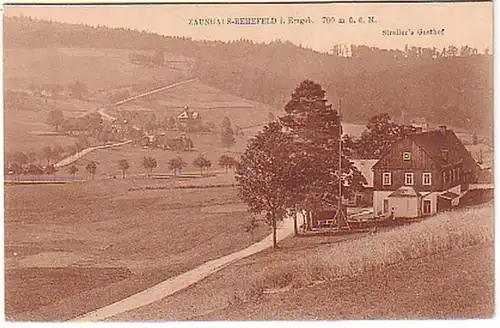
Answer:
(4, 16, 493, 134)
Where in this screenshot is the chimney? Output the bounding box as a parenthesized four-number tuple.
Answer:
(438, 125, 447, 135)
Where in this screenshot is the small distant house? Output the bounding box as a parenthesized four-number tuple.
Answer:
(372, 125, 481, 219)
(177, 106, 201, 122)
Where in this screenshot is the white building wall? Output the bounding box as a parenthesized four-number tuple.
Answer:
(421, 193, 439, 215)
(389, 197, 419, 218)
(373, 191, 393, 216)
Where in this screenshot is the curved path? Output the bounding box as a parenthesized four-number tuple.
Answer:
(54, 140, 132, 168)
(55, 78, 198, 168)
(70, 216, 297, 322)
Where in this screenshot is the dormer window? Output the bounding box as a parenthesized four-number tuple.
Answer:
(441, 149, 449, 161)
(402, 151, 411, 161)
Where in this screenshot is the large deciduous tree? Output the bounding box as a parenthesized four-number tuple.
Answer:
(85, 161, 98, 180)
(219, 154, 237, 174)
(118, 159, 130, 178)
(280, 80, 365, 223)
(142, 156, 157, 177)
(221, 116, 236, 148)
(46, 109, 65, 132)
(68, 164, 79, 180)
(236, 122, 297, 248)
(350, 113, 416, 159)
(168, 156, 187, 175)
(193, 154, 212, 176)
(41, 146, 54, 166)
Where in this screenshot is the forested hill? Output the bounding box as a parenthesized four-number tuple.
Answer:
(4, 16, 493, 134)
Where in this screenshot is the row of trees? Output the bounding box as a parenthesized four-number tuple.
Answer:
(5, 154, 97, 181)
(332, 44, 488, 59)
(5, 143, 71, 180)
(118, 154, 238, 178)
(6, 162, 58, 181)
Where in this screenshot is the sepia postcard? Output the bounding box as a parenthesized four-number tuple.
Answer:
(1, 0, 495, 324)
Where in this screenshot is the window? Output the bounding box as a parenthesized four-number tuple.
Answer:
(382, 172, 392, 185)
(383, 199, 389, 213)
(402, 151, 411, 161)
(423, 200, 431, 215)
(405, 172, 414, 185)
(422, 172, 432, 186)
(441, 149, 449, 161)
(457, 168, 461, 180)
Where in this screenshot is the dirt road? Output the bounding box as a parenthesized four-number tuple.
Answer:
(70, 216, 297, 322)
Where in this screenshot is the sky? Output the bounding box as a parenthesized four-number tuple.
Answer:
(3, 2, 493, 53)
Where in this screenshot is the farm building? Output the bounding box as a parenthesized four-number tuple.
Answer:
(177, 106, 201, 121)
(372, 125, 482, 219)
(347, 159, 377, 206)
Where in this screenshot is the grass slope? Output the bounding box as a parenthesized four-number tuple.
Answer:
(106, 202, 493, 321)
(199, 244, 494, 320)
(4, 179, 269, 321)
(4, 48, 192, 92)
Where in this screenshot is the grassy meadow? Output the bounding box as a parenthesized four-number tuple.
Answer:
(4, 179, 270, 320)
(106, 202, 494, 321)
(4, 48, 192, 92)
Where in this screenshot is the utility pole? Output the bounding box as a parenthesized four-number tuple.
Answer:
(332, 99, 350, 230)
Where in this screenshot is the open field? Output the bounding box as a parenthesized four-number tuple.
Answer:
(4, 48, 192, 92)
(4, 179, 270, 321)
(67, 137, 246, 180)
(4, 108, 81, 153)
(106, 202, 494, 321)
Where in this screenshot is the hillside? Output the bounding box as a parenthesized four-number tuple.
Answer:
(4, 16, 493, 135)
(103, 203, 494, 321)
(3, 47, 193, 93)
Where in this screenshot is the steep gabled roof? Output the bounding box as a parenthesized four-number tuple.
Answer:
(408, 129, 480, 172)
(373, 128, 480, 172)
